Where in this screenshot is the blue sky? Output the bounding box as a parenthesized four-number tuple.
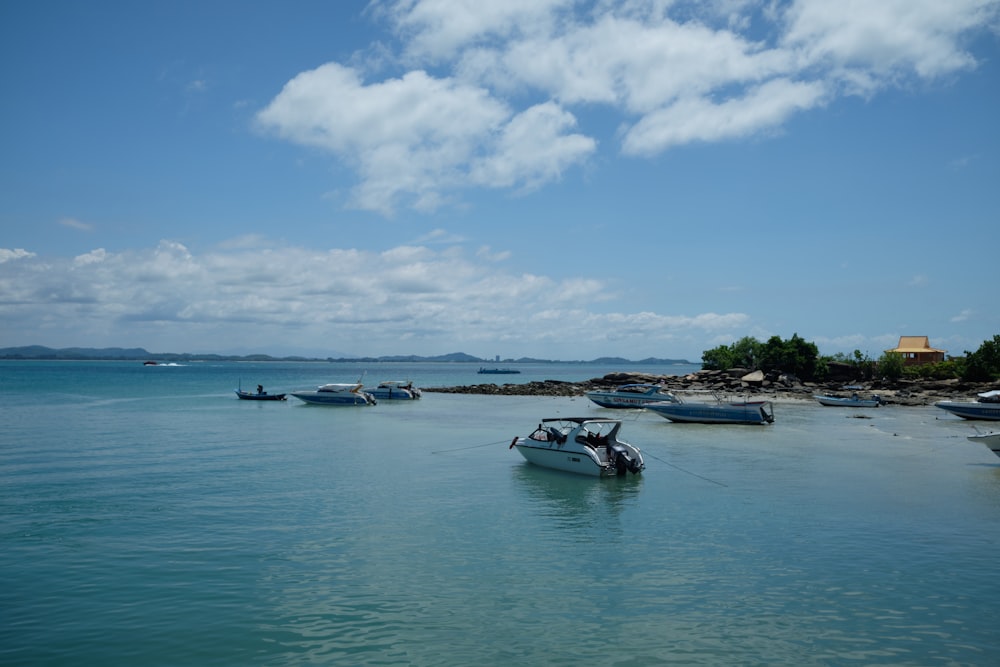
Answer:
(2, 0, 998, 362)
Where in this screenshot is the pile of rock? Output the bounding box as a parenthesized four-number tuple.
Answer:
(423, 368, 1000, 406)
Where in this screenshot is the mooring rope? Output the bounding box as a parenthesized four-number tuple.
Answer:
(431, 439, 509, 454)
(641, 449, 729, 487)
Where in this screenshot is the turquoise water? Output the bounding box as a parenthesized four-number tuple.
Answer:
(2, 360, 999, 666)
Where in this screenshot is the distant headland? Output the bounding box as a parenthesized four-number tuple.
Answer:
(0, 345, 692, 365)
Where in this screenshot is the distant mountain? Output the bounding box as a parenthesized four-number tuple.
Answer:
(0, 346, 154, 360)
(0, 346, 690, 365)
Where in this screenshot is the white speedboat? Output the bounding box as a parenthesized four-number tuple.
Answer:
(645, 396, 774, 424)
(290, 383, 377, 406)
(366, 380, 422, 400)
(967, 431, 1000, 458)
(936, 390, 1000, 421)
(814, 393, 883, 408)
(509, 418, 644, 477)
(585, 383, 678, 408)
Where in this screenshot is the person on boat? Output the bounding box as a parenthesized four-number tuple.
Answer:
(257, 384, 264, 395)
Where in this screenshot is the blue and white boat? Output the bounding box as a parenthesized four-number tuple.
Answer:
(645, 395, 774, 425)
(290, 383, 377, 406)
(935, 391, 1000, 421)
(585, 383, 679, 409)
(509, 417, 644, 477)
(814, 393, 883, 408)
(366, 380, 422, 400)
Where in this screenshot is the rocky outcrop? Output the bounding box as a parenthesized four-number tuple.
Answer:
(422, 369, 1000, 405)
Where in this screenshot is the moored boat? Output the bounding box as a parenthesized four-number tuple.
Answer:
(366, 380, 422, 400)
(967, 431, 1000, 458)
(290, 383, 377, 406)
(235, 384, 286, 401)
(814, 393, 883, 408)
(585, 383, 679, 409)
(478, 367, 520, 374)
(509, 418, 644, 477)
(935, 391, 1000, 421)
(645, 395, 774, 424)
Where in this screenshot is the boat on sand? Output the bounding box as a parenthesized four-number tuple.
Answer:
(645, 395, 774, 425)
(935, 390, 1000, 421)
(814, 393, 883, 408)
(586, 383, 679, 409)
(967, 431, 1000, 458)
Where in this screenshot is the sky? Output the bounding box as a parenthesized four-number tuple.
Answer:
(1, 0, 998, 362)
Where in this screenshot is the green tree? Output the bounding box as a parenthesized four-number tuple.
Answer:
(878, 351, 904, 381)
(962, 335, 1000, 381)
(702, 345, 735, 371)
(758, 333, 820, 379)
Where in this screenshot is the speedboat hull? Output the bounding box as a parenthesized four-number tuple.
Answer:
(935, 402, 1000, 421)
(291, 383, 376, 406)
(967, 432, 1000, 458)
(814, 395, 881, 408)
(646, 400, 774, 424)
(291, 391, 375, 405)
(510, 418, 644, 477)
(586, 384, 678, 409)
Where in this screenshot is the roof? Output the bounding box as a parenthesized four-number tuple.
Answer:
(887, 336, 947, 354)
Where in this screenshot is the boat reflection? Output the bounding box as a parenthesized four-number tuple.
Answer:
(509, 462, 643, 532)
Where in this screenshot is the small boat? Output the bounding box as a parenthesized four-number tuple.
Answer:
(478, 367, 521, 374)
(586, 383, 679, 409)
(936, 391, 1000, 421)
(143, 360, 158, 366)
(645, 395, 774, 425)
(814, 393, 883, 408)
(509, 418, 644, 476)
(967, 431, 1000, 458)
(366, 380, 422, 400)
(235, 384, 287, 401)
(290, 383, 377, 406)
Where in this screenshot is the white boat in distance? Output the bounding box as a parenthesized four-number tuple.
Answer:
(935, 390, 1000, 421)
(366, 380, 422, 400)
(509, 418, 644, 477)
(290, 383, 377, 406)
(967, 431, 1000, 458)
(585, 383, 679, 409)
(645, 395, 774, 425)
(814, 393, 883, 408)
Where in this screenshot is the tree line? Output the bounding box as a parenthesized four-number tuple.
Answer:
(701, 334, 1000, 382)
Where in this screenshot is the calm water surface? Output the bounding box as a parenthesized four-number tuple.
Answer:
(2, 361, 999, 665)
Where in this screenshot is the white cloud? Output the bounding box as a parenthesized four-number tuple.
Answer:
(0, 240, 750, 357)
(59, 217, 94, 232)
(256, 64, 593, 213)
(0, 248, 36, 263)
(951, 309, 974, 322)
(257, 0, 1000, 214)
(621, 78, 827, 154)
(782, 0, 993, 81)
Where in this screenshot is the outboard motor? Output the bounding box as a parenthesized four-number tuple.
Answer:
(609, 443, 642, 475)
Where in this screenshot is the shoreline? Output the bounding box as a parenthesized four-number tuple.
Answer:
(423, 369, 1000, 407)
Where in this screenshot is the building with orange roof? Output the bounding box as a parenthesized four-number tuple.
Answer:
(886, 336, 947, 366)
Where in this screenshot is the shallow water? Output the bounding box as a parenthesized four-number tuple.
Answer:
(1, 361, 998, 665)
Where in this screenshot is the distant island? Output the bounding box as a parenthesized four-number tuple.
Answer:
(0, 345, 691, 365)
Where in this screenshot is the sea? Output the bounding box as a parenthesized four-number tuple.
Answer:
(2, 359, 999, 666)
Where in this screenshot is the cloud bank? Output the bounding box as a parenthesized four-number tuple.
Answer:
(0, 240, 748, 358)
